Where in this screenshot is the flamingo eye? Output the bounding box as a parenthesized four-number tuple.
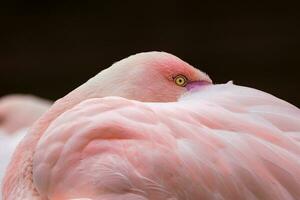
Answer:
(174, 75, 188, 87)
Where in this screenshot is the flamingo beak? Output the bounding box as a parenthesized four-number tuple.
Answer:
(186, 80, 212, 91)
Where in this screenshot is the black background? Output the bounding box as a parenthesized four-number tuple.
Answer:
(1, 1, 299, 106)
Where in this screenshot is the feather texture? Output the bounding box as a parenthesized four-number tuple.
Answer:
(32, 83, 300, 200)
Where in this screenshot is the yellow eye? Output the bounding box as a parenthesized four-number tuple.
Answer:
(174, 75, 188, 87)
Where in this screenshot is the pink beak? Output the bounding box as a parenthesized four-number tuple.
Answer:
(186, 80, 212, 91)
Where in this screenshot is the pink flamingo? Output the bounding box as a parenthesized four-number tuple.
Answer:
(3, 52, 300, 200)
(0, 95, 51, 134)
(0, 95, 51, 198)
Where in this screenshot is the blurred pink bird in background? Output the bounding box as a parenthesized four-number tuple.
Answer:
(0, 95, 51, 134)
(2, 52, 300, 200)
(0, 95, 51, 198)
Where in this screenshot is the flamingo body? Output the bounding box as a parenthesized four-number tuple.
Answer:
(30, 83, 300, 200)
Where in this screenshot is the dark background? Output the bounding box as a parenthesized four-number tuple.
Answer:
(1, 1, 299, 106)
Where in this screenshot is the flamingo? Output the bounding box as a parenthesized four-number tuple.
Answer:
(0, 95, 51, 198)
(2, 52, 300, 200)
(0, 95, 51, 134)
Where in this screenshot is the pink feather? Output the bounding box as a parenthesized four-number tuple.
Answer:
(31, 83, 300, 200)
